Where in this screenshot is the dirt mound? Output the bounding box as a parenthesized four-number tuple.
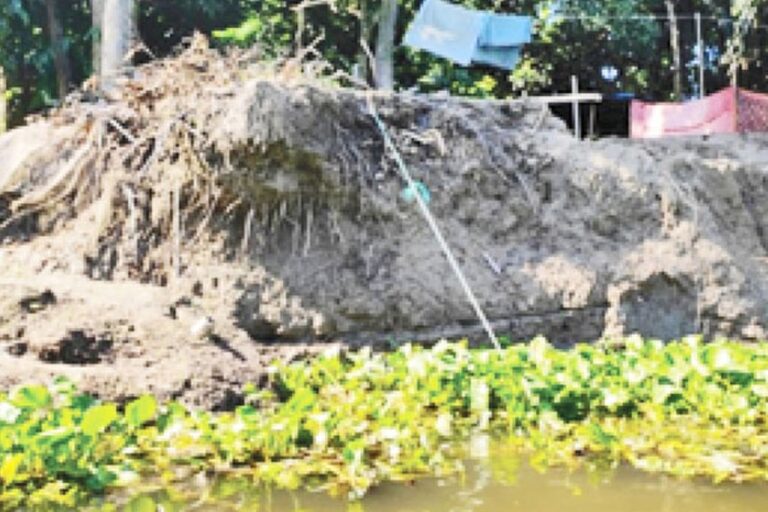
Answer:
(3, 37, 768, 407)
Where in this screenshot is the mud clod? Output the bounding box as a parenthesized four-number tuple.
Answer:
(615, 274, 699, 341)
(36, 330, 114, 365)
(18, 289, 56, 313)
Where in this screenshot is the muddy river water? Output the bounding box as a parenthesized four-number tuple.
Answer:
(116, 440, 768, 512)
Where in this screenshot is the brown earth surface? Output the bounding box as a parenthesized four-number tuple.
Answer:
(0, 267, 330, 410)
(3, 40, 768, 408)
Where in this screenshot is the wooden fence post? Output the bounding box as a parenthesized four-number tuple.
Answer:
(571, 75, 581, 139)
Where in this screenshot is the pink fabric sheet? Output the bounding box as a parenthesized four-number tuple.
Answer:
(630, 87, 738, 139)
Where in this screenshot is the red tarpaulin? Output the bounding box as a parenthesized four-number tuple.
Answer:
(630, 87, 768, 139)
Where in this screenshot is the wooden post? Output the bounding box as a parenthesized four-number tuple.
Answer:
(695, 12, 705, 98)
(571, 75, 581, 139)
(589, 103, 596, 138)
(665, 0, 682, 101)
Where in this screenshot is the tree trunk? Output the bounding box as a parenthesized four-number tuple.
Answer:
(665, 0, 682, 101)
(101, 0, 135, 93)
(0, 67, 6, 134)
(295, 5, 306, 53)
(91, 0, 105, 77)
(45, 0, 71, 100)
(374, 0, 398, 90)
(130, 0, 140, 48)
(355, 0, 373, 85)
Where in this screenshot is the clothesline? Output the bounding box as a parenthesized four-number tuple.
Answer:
(550, 14, 768, 30)
(556, 14, 729, 21)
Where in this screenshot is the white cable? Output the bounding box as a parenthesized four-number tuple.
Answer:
(366, 94, 501, 351)
(550, 14, 768, 29)
(554, 14, 728, 21)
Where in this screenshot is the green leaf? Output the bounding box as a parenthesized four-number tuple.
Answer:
(12, 385, 51, 410)
(125, 495, 157, 512)
(126, 395, 157, 428)
(80, 404, 118, 436)
(0, 454, 24, 484)
(85, 466, 117, 491)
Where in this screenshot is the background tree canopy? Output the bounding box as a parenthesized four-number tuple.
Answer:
(0, 0, 766, 130)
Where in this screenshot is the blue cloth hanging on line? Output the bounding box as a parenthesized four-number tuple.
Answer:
(403, 0, 533, 71)
(478, 13, 533, 47)
(473, 13, 532, 69)
(473, 46, 522, 71)
(403, 0, 486, 66)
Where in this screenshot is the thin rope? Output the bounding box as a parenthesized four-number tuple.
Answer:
(555, 14, 728, 21)
(549, 14, 768, 29)
(366, 93, 502, 352)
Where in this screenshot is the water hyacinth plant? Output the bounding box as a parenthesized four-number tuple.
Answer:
(2, 336, 768, 509)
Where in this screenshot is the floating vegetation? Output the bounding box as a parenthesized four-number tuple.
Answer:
(3, 336, 768, 509)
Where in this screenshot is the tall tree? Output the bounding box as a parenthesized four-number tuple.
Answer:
(91, 0, 105, 77)
(374, 0, 398, 90)
(356, 0, 374, 84)
(664, 0, 682, 100)
(131, 0, 140, 49)
(100, 0, 135, 92)
(45, 0, 71, 99)
(726, 0, 761, 86)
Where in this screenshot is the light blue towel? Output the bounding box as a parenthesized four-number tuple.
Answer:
(403, 0, 487, 66)
(472, 45, 522, 71)
(404, 0, 533, 71)
(478, 14, 533, 47)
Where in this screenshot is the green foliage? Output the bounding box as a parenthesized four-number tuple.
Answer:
(1, 0, 765, 128)
(125, 395, 157, 428)
(4, 337, 768, 509)
(212, 0, 294, 53)
(139, 0, 251, 58)
(0, 0, 93, 125)
(0, 0, 255, 127)
(518, 0, 662, 95)
(206, 0, 749, 103)
(729, 0, 768, 90)
(211, 0, 527, 97)
(80, 404, 118, 436)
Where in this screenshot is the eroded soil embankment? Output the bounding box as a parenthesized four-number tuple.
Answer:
(3, 42, 768, 407)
